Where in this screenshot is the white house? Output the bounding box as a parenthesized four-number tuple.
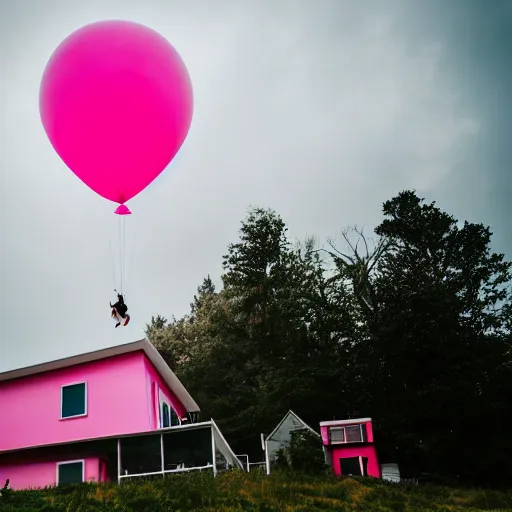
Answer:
(265, 410, 321, 464)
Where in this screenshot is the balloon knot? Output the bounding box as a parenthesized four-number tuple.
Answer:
(114, 204, 132, 215)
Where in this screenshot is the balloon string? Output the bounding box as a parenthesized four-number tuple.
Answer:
(124, 214, 137, 301)
(118, 216, 123, 294)
(122, 215, 127, 298)
(109, 233, 117, 292)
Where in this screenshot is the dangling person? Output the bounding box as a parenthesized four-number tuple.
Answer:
(110, 292, 130, 328)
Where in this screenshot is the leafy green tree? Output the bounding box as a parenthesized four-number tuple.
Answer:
(367, 191, 512, 484)
(146, 194, 512, 486)
(221, 209, 357, 441)
(190, 275, 216, 317)
(286, 429, 327, 474)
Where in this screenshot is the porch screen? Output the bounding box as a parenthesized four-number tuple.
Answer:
(121, 434, 161, 475)
(163, 427, 212, 470)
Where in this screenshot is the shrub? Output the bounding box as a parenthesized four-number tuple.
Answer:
(287, 428, 328, 474)
(2, 470, 512, 511)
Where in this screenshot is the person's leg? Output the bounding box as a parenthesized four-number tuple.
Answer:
(112, 308, 121, 327)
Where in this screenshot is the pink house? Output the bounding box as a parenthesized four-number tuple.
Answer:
(0, 338, 242, 490)
(320, 418, 381, 478)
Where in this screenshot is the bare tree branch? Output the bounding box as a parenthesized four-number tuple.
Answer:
(326, 226, 389, 316)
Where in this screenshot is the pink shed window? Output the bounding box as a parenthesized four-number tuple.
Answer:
(328, 424, 366, 444)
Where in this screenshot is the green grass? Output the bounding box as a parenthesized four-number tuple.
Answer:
(2, 470, 512, 511)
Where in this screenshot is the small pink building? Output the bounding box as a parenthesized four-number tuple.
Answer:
(320, 418, 381, 478)
(0, 338, 242, 490)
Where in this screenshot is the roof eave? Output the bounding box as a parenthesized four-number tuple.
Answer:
(0, 338, 200, 413)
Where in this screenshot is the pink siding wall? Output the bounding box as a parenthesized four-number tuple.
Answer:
(100, 458, 109, 482)
(366, 422, 374, 443)
(0, 457, 101, 490)
(330, 445, 380, 478)
(143, 357, 187, 426)
(0, 352, 151, 452)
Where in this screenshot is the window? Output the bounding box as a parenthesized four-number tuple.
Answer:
(188, 411, 200, 424)
(170, 407, 181, 427)
(61, 382, 87, 419)
(345, 425, 362, 443)
(329, 424, 366, 444)
(161, 402, 171, 428)
(329, 427, 345, 443)
(160, 399, 181, 428)
(57, 460, 84, 485)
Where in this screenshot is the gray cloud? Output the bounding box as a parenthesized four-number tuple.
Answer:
(0, 0, 495, 371)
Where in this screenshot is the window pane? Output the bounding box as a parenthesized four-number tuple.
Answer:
(162, 403, 170, 428)
(58, 462, 83, 485)
(330, 427, 344, 442)
(345, 425, 362, 442)
(121, 434, 162, 475)
(163, 427, 212, 470)
(170, 407, 180, 427)
(361, 423, 368, 442)
(62, 383, 86, 418)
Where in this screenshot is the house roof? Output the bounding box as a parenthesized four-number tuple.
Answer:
(0, 338, 200, 413)
(266, 410, 320, 441)
(319, 417, 371, 427)
(0, 420, 213, 455)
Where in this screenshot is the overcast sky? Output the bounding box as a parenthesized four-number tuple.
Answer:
(0, 0, 510, 372)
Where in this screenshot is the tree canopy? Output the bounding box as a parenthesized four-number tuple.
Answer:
(146, 191, 512, 487)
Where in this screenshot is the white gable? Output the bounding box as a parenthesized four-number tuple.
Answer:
(266, 410, 319, 461)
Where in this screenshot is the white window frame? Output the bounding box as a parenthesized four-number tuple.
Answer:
(329, 427, 345, 443)
(157, 387, 182, 428)
(60, 381, 88, 420)
(160, 399, 171, 428)
(56, 459, 85, 485)
(359, 456, 366, 476)
(159, 398, 182, 428)
(329, 423, 364, 444)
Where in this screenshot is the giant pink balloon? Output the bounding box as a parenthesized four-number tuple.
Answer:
(40, 20, 193, 210)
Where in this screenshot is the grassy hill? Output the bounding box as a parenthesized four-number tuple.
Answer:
(2, 470, 512, 512)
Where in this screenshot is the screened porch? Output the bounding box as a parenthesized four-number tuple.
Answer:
(117, 420, 243, 482)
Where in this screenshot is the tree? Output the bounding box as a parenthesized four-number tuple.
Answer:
(325, 227, 388, 318)
(190, 275, 216, 317)
(146, 193, 512, 486)
(221, 209, 357, 438)
(148, 208, 357, 457)
(222, 207, 290, 349)
(272, 429, 327, 474)
(367, 191, 512, 484)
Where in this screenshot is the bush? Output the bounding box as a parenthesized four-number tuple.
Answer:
(271, 428, 328, 474)
(1, 470, 512, 511)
